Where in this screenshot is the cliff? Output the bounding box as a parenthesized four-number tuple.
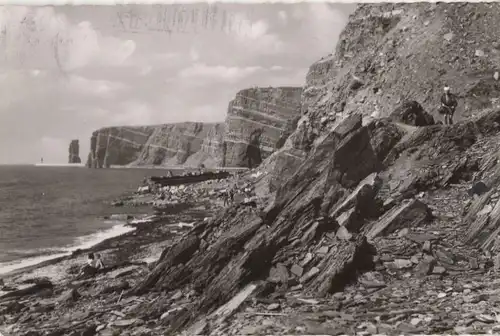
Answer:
(86, 87, 302, 168)
(11, 4, 500, 336)
(301, 3, 500, 125)
(68, 139, 81, 164)
(223, 87, 303, 167)
(86, 126, 157, 168)
(257, 2, 500, 192)
(131, 3, 500, 334)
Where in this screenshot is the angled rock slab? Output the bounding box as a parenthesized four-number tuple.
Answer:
(466, 196, 500, 253)
(331, 172, 381, 217)
(304, 235, 375, 296)
(366, 198, 432, 240)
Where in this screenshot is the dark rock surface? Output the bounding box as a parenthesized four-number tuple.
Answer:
(389, 100, 435, 127)
(68, 140, 81, 164)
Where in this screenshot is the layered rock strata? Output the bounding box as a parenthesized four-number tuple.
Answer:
(86, 87, 302, 168)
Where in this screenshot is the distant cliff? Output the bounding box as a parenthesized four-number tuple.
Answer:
(86, 86, 303, 168)
(223, 87, 303, 167)
(68, 140, 81, 164)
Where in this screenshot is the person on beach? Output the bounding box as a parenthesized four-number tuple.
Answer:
(77, 253, 104, 278)
(95, 253, 105, 269)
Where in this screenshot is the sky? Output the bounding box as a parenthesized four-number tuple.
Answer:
(0, 3, 355, 164)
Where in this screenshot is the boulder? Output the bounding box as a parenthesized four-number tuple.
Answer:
(389, 100, 435, 127)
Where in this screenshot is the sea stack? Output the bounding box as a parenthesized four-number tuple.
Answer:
(68, 140, 81, 164)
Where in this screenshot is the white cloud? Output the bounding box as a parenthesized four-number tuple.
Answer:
(0, 6, 136, 71)
(59, 21, 136, 71)
(230, 14, 284, 54)
(65, 75, 127, 97)
(306, 4, 347, 51)
(270, 65, 285, 71)
(111, 101, 155, 126)
(138, 65, 152, 76)
(189, 48, 200, 62)
(73, 106, 110, 120)
(30, 69, 42, 77)
(278, 11, 288, 23)
(179, 63, 263, 82)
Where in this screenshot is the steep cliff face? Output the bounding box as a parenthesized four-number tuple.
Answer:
(303, 3, 500, 125)
(86, 124, 223, 168)
(132, 122, 224, 167)
(86, 87, 302, 168)
(86, 126, 157, 168)
(68, 139, 81, 164)
(258, 2, 500, 192)
(223, 87, 303, 167)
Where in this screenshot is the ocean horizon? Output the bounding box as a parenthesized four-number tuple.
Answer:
(0, 165, 169, 275)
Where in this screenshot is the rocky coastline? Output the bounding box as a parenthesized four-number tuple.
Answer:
(0, 172, 240, 336)
(6, 3, 500, 336)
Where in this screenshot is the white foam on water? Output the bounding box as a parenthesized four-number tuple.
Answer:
(0, 223, 136, 276)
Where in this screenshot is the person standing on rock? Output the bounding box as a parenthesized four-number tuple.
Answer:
(439, 86, 458, 125)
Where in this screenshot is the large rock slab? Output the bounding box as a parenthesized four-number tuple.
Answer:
(366, 198, 432, 239)
(463, 169, 500, 252)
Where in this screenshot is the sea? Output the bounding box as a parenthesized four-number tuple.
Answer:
(0, 165, 169, 275)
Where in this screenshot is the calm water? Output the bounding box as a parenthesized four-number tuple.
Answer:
(0, 165, 168, 273)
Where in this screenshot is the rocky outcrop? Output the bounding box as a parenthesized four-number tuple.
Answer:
(126, 4, 500, 334)
(299, 2, 500, 133)
(86, 123, 227, 168)
(254, 2, 500, 194)
(132, 123, 225, 167)
(86, 126, 157, 168)
(131, 115, 389, 332)
(86, 87, 302, 168)
(68, 140, 81, 164)
(223, 87, 303, 167)
(389, 100, 435, 126)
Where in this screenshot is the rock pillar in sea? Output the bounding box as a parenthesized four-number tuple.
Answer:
(68, 140, 82, 164)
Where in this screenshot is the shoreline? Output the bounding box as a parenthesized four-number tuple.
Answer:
(0, 222, 137, 278)
(0, 168, 233, 280)
(0, 173, 232, 336)
(0, 176, 227, 282)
